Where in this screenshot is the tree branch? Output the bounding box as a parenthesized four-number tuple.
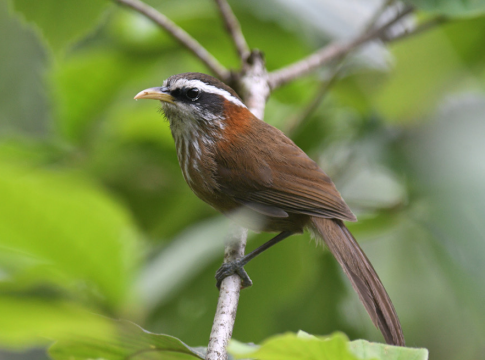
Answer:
(283, 0, 399, 136)
(206, 226, 248, 360)
(113, 0, 230, 81)
(267, 5, 414, 89)
(213, 0, 250, 62)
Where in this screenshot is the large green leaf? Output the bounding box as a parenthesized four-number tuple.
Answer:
(49, 319, 204, 360)
(350, 340, 429, 360)
(230, 332, 362, 360)
(0, 162, 138, 307)
(9, 0, 110, 54)
(229, 332, 428, 360)
(405, 0, 485, 17)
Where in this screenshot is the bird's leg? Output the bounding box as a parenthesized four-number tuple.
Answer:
(215, 231, 293, 289)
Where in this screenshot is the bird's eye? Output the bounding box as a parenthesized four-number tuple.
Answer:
(185, 88, 200, 101)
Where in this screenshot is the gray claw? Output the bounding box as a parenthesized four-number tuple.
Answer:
(215, 261, 252, 289)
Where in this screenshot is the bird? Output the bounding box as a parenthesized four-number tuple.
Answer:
(134, 72, 405, 346)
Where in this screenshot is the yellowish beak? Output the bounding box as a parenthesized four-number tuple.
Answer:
(134, 87, 175, 104)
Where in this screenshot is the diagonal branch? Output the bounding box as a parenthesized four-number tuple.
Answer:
(268, 5, 414, 89)
(213, 0, 251, 62)
(113, 0, 230, 81)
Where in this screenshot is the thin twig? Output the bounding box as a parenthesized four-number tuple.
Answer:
(213, 0, 250, 62)
(113, 0, 230, 81)
(283, 12, 446, 134)
(268, 5, 414, 89)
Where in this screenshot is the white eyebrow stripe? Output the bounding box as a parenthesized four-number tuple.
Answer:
(171, 79, 247, 108)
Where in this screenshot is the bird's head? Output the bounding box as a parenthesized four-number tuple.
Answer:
(135, 72, 248, 139)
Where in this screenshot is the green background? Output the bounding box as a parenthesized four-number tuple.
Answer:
(1, 0, 485, 359)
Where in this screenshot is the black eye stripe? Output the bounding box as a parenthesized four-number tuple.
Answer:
(171, 88, 181, 97)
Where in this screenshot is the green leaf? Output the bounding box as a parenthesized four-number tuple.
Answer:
(227, 339, 258, 356)
(0, 162, 138, 307)
(49, 319, 204, 360)
(0, 297, 115, 349)
(404, 0, 485, 17)
(350, 340, 429, 360)
(230, 332, 362, 360)
(9, 0, 110, 54)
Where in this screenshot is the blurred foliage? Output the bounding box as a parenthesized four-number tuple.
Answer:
(1, 0, 485, 359)
(10, 0, 110, 55)
(50, 325, 428, 360)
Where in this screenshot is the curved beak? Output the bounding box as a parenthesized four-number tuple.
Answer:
(134, 87, 175, 104)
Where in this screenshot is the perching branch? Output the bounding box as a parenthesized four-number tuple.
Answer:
(213, 0, 250, 62)
(267, 5, 414, 89)
(113, 0, 230, 81)
(206, 226, 248, 360)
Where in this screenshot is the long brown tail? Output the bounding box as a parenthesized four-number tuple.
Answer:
(309, 217, 405, 346)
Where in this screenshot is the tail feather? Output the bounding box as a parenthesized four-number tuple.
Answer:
(309, 217, 405, 346)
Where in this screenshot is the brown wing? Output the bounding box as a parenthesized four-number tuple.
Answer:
(214, 117, 356, 222)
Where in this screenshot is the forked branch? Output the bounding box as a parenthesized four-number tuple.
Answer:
(268, 5, 414, 89)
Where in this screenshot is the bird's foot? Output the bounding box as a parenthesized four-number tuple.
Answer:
(215, 260, 253, 289)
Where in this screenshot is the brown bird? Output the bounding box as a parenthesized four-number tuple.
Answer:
(135, 72, 405, 346)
